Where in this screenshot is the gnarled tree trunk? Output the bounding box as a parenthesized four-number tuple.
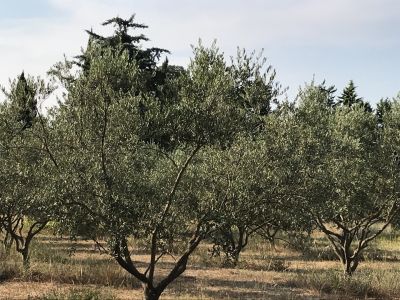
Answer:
(143, 285, 162, 300)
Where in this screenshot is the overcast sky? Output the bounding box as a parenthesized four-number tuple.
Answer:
(1, 0, 400, 105)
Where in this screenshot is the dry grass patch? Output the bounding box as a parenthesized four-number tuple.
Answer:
(1, 230, 400, 299)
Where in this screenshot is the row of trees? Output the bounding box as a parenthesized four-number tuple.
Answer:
(1, 15, 400, 300)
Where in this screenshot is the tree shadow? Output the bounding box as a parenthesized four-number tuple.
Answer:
(166, 275, 318, 299)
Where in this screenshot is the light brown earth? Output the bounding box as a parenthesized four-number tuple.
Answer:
(1, 232, 400, 299)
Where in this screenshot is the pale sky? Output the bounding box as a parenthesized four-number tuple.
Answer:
(1, 0, 400, 105)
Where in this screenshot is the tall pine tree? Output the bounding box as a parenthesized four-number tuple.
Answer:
(51, 15, 186, 151)
(337, 80, 372, 112)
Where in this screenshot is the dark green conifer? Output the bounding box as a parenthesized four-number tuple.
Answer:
(78, 15, 169, 73)
(73, 15, 185, 151)
(376, 98, 392, 125)
(318, 80, 337, 107)
(15, 72, 37, 130)
(338, 80, 363, 107)
(337, 80, 372, 112)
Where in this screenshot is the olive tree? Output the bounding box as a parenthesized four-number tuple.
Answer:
(0, 73, 54, 268)
(207, 126, 311, 265)
(49, 34, 257, 298)
(293, 83, 400, 276)
(206, 136, 275, 266)
(204, 50, 288, 265)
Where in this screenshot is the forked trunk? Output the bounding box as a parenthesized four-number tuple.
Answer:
(227, 226, 248, 267)
(342, 257, 359, 277)
(143, 285, 161, 300)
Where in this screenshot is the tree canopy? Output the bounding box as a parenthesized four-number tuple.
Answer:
(1, 14, 400, 300)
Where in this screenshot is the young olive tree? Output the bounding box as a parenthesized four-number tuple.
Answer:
(50, 32, 254, 298)
(0, 73, 54, 268)
(207, 126, 311, 265)
(206, 136, 275, 266)
(255, 105, 315, 251)
(381, 97, 400, 235)
(205, 50, 288, 266)
(293, 83, 400, 276)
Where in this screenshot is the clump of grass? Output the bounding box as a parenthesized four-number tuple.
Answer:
(28, 258, 140, 288)
(301, 245, 338, 261)
(236, 257, 291, 272)
(361, 247, 395, 261)
(0, 260, 21, 282)
(31, 240, 71, 265)
(189, 244, 227, 268)
(21, 239, 140, 288)
(266, 258, 291, 272)
(288, 269, 400, 298)
(365, 269, 400, 297)
(39, 287, 116, 300)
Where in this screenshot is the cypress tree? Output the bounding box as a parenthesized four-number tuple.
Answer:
(14, 72, 37, 130)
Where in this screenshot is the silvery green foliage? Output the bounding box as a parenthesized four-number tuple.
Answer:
(50, 38, 260, 298)
(287, 83, 400, 275)
(0, 74, 55, 267)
